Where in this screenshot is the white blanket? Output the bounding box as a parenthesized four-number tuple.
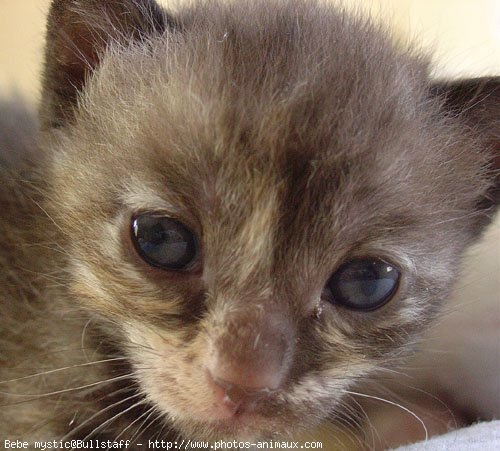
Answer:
(394, 421, 500, 451)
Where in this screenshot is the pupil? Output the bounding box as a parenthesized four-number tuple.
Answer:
(360, 279, 377, 297)
(151, 223, 167, 244)
(356, 268, 378, 297)
(328, 259, 400, 310)
(132, 214, 197, 270)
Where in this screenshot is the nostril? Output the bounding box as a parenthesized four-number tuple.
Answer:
(207, 359, 285, 391)
(215, 377, 274, 404)
(205, 369, 276, 414)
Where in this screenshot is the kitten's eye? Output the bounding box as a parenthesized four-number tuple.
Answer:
(131, 214, 198, 270)
(325, 259, 400, 311)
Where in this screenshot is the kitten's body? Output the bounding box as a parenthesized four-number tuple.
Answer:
(0, 0, 498, 448)
(0, 102, 92, 438)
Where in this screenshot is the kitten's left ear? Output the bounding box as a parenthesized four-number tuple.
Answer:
(432, 76, 499, 217)
(41, 0, 175, 128)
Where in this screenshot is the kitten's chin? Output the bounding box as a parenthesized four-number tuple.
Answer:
(150, 383, 316, 441)
(168, 410, 300, 442)
(149, 384, 316, 441)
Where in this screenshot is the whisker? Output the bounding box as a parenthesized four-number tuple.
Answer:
(148, 417, 171, 447)
(27, 196, 69, 237)
(0, 373, 135, 399)
(2, 345, 115, 370)
(344, 390, 429, 442)
(126, 340, 163, 359)
(61, 391, 143, 441)
(81, 318, 96, 362)
(341, 396, 378, 450)
(368, 379, 459, 431)
(0, 357, 129, 385)
(134, 408, 166, 444)
(80, 398, 149, 443)
(112, 404, 157, 446)
(319, 416, 363, 451)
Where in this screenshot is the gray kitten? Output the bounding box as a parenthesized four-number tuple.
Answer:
(0, 0, 498, 448)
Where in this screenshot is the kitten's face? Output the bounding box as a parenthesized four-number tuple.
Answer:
(42, 0, 496, 441)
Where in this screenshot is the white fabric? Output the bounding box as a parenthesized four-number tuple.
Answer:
(394, 421, 500, 451)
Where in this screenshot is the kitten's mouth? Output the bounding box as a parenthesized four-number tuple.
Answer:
(187, 405, 281, 441)
(158, 372, 284, 440)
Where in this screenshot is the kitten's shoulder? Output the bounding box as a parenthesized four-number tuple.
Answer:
(0, 96, 38, 167)
(0, 97, 47, 314)
(0, 96, 43, 230)
(0, 98, 105, 439)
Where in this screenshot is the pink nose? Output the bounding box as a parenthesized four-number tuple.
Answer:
(206, 369, 276, 415)
(205, 306, 293, 417)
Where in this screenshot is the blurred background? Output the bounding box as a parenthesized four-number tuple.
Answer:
(1, 0, 499, 449)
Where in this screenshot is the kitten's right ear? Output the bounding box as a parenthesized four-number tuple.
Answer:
(431, 77, 499, 220)
(41, 0, 175, 128)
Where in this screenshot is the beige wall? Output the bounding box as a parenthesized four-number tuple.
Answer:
(1, 0, 499, 100)
(0, 0, 48, 99)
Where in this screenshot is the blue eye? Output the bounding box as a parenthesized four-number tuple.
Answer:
(326, 259, 400, 311)
(131, 214, 198, 270)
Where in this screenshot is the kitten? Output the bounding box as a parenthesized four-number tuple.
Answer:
(0, 0, 498, 448)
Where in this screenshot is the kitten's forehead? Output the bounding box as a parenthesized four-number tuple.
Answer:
(83, 0, 425, 161)
(84, 13, 426, 198)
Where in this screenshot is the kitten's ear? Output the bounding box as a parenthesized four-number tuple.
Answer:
(41, 0, 174, 128)
(432, 77, 500, 216)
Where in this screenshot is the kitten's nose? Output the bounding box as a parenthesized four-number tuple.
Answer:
(206, 369, 275, 415)
(205, 307, 293, 416)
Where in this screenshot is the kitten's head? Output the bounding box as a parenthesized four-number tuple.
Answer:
(40, 0, 499, 441)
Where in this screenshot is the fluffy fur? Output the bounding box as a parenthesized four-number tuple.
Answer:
(0, 0, 498, 447)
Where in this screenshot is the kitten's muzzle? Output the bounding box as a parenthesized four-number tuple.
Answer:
(204, 307, 294, 417)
